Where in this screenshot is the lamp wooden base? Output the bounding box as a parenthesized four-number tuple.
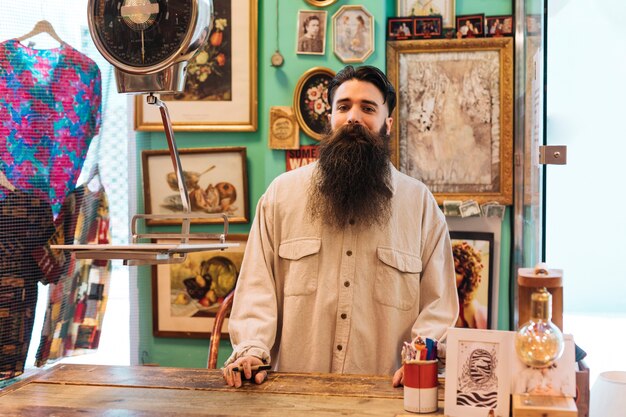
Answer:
(512, 394, 577, 417)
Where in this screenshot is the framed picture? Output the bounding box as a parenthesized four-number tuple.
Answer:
(526, 14, 542, 36)
(387, 38, 514, 205)
(134, 0, 258, 132)
(444, 328, 512, 417)
(332, 5, 374, 63)
(152, 234, 247, 338)
(387, 17, 414, 40)
(456, 14, 485, 38)
(485, 15, 514, 37)
(296, 10, 327, 55)
(141, 147, 249, 225)
(397, 0, 456, 29)
(304, 0, 338, 7)
(413, 16, 443, 39)
(293, 67, 335, 141)
(450, 231, 494, 329)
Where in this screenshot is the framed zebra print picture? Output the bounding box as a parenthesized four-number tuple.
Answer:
(444, 328, 512, 417)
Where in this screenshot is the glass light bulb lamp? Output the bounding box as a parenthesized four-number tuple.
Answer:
(515, 287, 564, 368)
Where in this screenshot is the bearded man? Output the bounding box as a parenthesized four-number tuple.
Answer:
(223, 65, 458, 388)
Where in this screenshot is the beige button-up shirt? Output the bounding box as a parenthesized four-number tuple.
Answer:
(227, 162, 458, 375)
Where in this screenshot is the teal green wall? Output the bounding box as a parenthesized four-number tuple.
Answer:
(135, 0, 513, 367)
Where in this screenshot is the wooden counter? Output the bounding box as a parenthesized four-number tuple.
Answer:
(0, 364, 446, 416)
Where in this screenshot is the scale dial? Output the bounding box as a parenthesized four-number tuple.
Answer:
(91, 0, 195, 69)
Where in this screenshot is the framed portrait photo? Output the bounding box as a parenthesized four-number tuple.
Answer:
(296, 10, 327, 55)
(456, 14, 485, 38)
(450, 231, 494, 329)
(332, 5, 374, 63)
(387, 38, 514, 205)
(152, 234, 247, 338)
(413, 16, 443, 39)
(141, 147, 249, 225)
(387, 17, 414, 40)
(134, 0, 257, 132)
(293, 66, 335, 141)
(444, 328, 512, 417)
(398, 0, 456, 29)
(485, 15, 514, 37)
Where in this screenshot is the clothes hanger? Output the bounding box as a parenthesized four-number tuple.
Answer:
(16, 20, 64, 45)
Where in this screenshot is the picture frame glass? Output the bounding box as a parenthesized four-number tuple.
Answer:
(141, 147, 249, 225)
(153, 236, 247, 338)
(451, 231, 494, 330)
(135, 0, 257, 131)
(332, 6, 374, 63)
(294, 67, 334, 140)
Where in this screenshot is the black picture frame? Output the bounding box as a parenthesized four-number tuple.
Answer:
(450, 231, 495, 329)
(485, 15, 514, 37)
(413, 16, 443, 39)
(456, 13, 485, 38)
(387, 17, 414, 40)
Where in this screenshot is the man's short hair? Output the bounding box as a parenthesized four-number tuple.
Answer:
(327, 65, 397, 115)
(303, 15, 320, 34)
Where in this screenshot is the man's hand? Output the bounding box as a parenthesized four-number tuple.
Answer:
(392, 366, 404, 387)
(222, 356, 267, 388)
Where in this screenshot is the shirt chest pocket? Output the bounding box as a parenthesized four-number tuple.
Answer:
(278, 238, 321, 296)
(374, 247, 422, 310)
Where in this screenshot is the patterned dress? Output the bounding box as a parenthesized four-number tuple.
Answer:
(0, 39, 101, 217)
(0, 39, 101, 380)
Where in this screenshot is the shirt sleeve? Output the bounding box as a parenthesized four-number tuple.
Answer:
(412, 196, 459, 342)
(225, 190, 278, 366)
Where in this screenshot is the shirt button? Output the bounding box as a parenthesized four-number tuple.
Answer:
(341, 313, 347, 319)
(346, 250, 352, 256)
(337, 345, 343, 351)
(344, 281, 350, 287)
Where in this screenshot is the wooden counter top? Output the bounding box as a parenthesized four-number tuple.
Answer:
(0, 364, 446, 416)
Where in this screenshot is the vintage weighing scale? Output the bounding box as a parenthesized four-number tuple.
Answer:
(53, 0, 238, 264)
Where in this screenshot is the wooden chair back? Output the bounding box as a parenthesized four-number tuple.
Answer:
(207, 290, 235, 369)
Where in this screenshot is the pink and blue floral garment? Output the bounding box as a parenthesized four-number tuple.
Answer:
(0, 39, 101, 217)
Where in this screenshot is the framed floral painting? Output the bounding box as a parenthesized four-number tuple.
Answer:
(293, 66, 335, 140)
(135, 0, 257, 131)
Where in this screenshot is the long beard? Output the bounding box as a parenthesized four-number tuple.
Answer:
(307, 123, 393, 229)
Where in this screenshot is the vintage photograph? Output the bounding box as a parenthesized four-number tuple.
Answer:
(444, 328, 512, 417)
(456, 14, 485, 38)
(414, 16, 443, 39)
(141, 147, 249, 225)
(486, 15, 514, 37)
(153, 235, 247, 338)
(296, 10, 327, 55)
(397, 0, 456, 28)
(135, 0, 257, 131)
(387, 38, 514, 205)
(332, 5, 374, 63)
(450, 232, 494, 330)
(293, 67, 335, 140)
(387, 17, 414, 40)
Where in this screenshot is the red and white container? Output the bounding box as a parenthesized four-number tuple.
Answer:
(403, 359, 438, 413)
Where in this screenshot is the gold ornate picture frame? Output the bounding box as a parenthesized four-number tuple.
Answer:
(332, 5, 374, 63)
(397, 0, 456, 29)
(387, 38, 513, 205)
(304, 0, 338, 7)
(293, 66, 335, 141)
(135, 0, 258, 132)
